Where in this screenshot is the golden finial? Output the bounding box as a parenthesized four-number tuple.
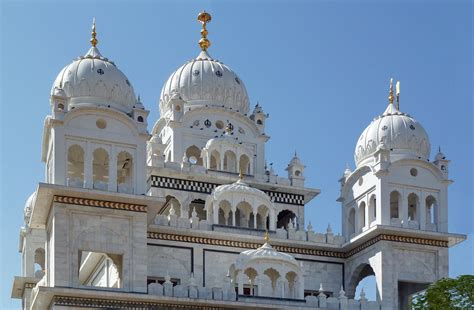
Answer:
(264, 229, 270, 243)
(197, 11, 212, 51)
(388, 78, 394, 104)
(90, 18, 98, 47)
(239, 166, 244, 180)
(396, 81, 400, 110)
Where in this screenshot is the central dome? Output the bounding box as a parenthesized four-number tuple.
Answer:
(159, 50, 250, 116)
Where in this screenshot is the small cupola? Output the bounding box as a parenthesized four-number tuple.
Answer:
(286, 152, 305, 187)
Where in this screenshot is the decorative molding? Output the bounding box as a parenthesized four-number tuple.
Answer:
(147, 232, 448, 259)
(52, 296, 229, 309)
(148, 232, 345, 258)
(53, 195, 147, 213)
(150, 175, 305, 206)
(24, 283, 36, 289)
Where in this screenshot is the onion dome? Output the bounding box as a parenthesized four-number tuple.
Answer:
(159, 11, 249, 117)
(354, 80, 431, 167)
(236, 242, 300, 269)
(51, 20, 137, 114)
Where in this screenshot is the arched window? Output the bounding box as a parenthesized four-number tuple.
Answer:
(239, 154, 251, 174)
(425, 195, 437, 226)
(277, 209, 296, 229)
(368, 195, 376, 226)
(93, 148, 109, 190)
(189, 199, 206, 221)
(348, 208, 356, 237)
(34, 248, 45, 279)
(223, 151, 237, 172)
(286, 271, 298, 299)
(67, 145, 84, 187)
(218, 200, 232, 225)
(163, 196, 180, 218)
(210, 150, 220, 170)
(244, 268, 258, 296)
(78, 251, 122, 288)
(257, 205, 269, 230)
(236, 201, 252, 228)
(186, 145, 203, 166)
(263, 268, 280, 297)
(137, 116, 144, 123)
(390, 191, 400, 220)
(408, 193, 419, 222)
(117, 151, 133, 194)
(358, 201, 366, 231)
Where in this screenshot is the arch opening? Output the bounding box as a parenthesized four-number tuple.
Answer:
(277, 209, 296, 229)
(93, 148, 109, 190)
(186, 145, 203, 166)
(408, 193, 420, 225)
(390, 191, 400, 221)
(210, 150, 220, 170)
(67, 145, 84, 187)
(239, 154, 251, 174)
(223, 151, 237, 173)
(349, 263, 378, 301)
(117, 151, 133, 193)
(425, 195, 437, 230)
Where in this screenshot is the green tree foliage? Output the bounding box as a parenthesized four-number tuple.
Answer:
(411, 275, 474, 309)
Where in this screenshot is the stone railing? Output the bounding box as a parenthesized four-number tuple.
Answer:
(147, 278, 381, 310)
(153, 212, 345, 246)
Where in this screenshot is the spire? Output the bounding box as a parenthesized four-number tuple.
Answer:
(90, 18, 98, 47)
(197, 11, 212, 51)
(396, 80, 400, 110)
(388, 78, 394, 105)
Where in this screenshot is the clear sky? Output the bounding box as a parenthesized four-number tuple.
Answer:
(0, 0, 472, 308)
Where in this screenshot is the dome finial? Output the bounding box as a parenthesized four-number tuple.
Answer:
(388, 78, 394, 105)
(264, 229, 270, 243)
(90, 18, 98, 47)
(239, 166, 244, 180)
(396, 80, 400, 110)
(197, 11, 212, 51)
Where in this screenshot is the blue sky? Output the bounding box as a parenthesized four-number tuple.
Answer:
(0, 0, 472, 307)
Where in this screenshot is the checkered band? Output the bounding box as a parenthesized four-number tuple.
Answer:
(150, 175, 305, 206)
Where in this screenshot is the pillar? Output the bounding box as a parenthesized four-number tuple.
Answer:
(108, 146, 117, 192)
(84, 142, 93, 189)
(419, 192, 426, 230)
(401, 189, 408, 228)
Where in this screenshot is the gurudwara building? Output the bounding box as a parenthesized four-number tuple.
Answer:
(11, 12, 466, 310)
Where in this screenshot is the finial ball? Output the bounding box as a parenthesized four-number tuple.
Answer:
(198, 11, 212, 24)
